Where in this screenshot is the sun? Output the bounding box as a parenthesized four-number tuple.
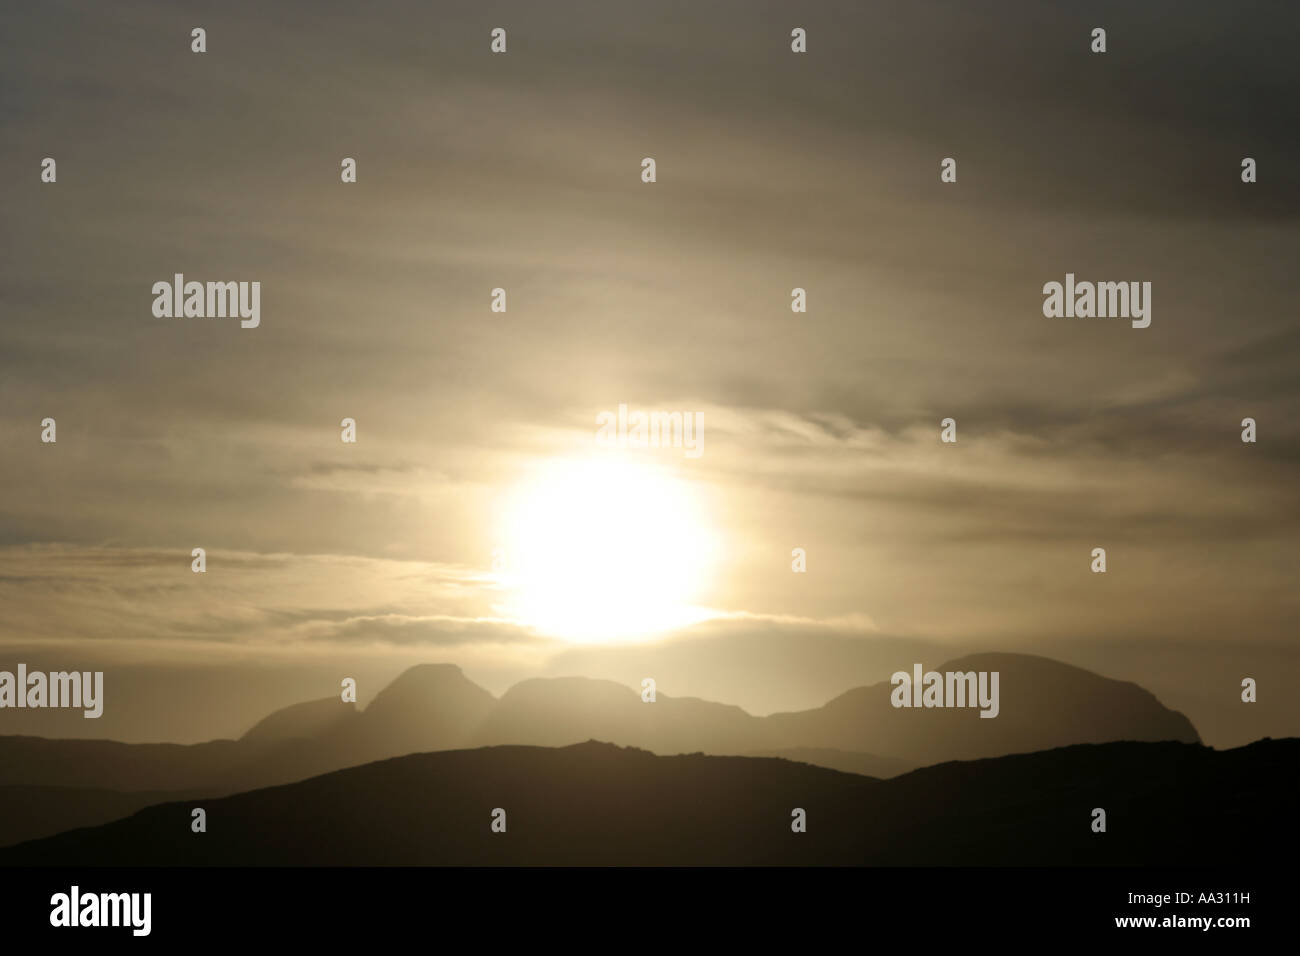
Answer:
(496, 457, 717, 643)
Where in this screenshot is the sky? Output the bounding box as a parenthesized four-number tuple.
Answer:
(1, 0, 1297, 746)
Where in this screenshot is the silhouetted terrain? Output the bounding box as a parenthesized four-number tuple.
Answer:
(764, 654, 1201, 765)
(240, 697, 359, 743)
(744, 748, 915, 778)
(468, 674, 760, 753)
(0, 654, 1201, 846)
(2, 738, 1293, 866)
(0, 784, 205, 847)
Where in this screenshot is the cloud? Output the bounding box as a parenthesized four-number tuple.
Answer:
(0, 0, 1297, 745)
(0, 544, 515, 651)
(298, 613, 541, 647)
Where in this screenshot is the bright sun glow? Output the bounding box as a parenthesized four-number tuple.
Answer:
(498, 457, 717, 643)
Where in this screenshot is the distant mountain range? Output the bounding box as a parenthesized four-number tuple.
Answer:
(0, 653, 1201, 847)
(3, 737, 1293, 866)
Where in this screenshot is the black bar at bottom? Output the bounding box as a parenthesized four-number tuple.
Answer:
(0, 866, 1269, 943)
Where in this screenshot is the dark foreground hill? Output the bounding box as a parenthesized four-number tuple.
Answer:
(2, 737, 1293, 866)
(0, 784, 206, 847)
(744, 747, 915, 778)
(0, 655, 1201, 846)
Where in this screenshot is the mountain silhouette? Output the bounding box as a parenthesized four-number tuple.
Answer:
(0, 653, 1200, 847)
(469, 676, 759, 753)
(240, 696, 359, 744)
(0, 784, 205, 847)
(1, 738, 1292, 866)
(743, 748, 915, 778)
(336, 663, 496, 761)
(764, 653, 1200, 765)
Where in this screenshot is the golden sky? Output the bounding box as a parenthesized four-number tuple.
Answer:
(1, 0, 1298, 747)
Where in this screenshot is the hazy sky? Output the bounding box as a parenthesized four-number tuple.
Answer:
(2, 0, 1297, 746)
